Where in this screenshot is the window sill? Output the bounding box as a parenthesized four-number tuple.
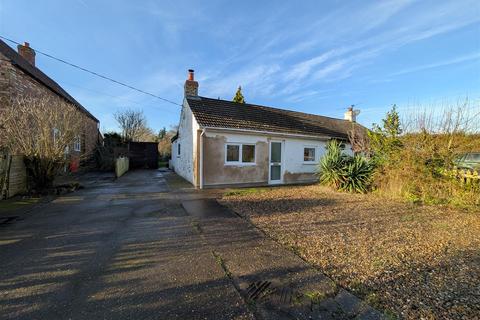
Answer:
(224, 162, 256, 166)
(303, 162, 317, 165)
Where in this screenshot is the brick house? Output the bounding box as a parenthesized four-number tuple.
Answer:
(0, 39, 100, 196)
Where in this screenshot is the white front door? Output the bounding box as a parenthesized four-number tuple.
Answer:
(269, 141, 283, 184)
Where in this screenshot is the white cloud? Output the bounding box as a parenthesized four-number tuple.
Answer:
(391, 52, 480, 76)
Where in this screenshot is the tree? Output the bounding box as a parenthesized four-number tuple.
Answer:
(233, 86, 245, 103)
(114, 109, 150, 142)
(368, 104, 403, 163)
(157, 127, 167, 140)
(0, 97, 85, 190)
(158, 126, 177, 161)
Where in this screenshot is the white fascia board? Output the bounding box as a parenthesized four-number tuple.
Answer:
(201, 126, 342, 141)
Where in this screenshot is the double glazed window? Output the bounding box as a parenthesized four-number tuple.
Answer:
(303, 147, 316, 163)
(226, 143, 255, 164)
(74, 135, 81, 152)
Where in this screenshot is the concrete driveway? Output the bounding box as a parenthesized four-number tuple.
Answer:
(0, 170, 383, 320)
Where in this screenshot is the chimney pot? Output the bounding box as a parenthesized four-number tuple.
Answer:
(184, 69, 198, 97)
(17, 41, 36, 66)
(188, 69, 195, 80)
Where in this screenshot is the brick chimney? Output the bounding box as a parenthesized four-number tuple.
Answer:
(344, 105, 359, 122)
(17, 42, 36, 66)
(184, 69, 198, 97)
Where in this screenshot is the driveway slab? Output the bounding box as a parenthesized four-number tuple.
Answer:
(0, 170, 253, 320)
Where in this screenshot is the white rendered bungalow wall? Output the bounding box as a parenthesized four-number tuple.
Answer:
(201, 129, 353, 187)
(171, 100, 199, 185)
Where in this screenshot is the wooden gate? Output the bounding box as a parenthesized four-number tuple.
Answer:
(128, 142, 158, 169)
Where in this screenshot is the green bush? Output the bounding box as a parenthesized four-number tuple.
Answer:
(318, 140, 374, 193)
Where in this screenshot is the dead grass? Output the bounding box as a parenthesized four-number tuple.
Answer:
(220, 185, 480, 319)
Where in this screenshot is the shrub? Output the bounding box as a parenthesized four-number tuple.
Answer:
(369, 100, 480, 207)
(318, 140, 374, 193)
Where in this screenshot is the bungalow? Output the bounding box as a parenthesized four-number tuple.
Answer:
(171, 70, 363, 188)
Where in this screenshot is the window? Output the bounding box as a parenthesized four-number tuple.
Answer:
(226, 144, 240, 162)
(304, 147, 316, 163)
(177, 143, 181, 156)
(242, 144, 255, 163)
(225, 143, 255, 164)
(52, 128, 60, 145)
(74, 135, 81, 152)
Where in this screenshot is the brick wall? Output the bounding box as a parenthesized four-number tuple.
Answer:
(0, 51, 99, 159)
(0, 51, 100, 197)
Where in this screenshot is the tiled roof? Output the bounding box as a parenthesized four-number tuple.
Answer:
(0, 39, 98, 122)
(187, 96, 363, 139)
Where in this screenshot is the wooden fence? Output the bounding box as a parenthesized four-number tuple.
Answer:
(445, 168, 480, 184)
(0, 153, 27, 199)
(115, 157, 129, 178)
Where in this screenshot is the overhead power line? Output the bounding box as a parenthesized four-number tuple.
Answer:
(0, 35, 182, 107)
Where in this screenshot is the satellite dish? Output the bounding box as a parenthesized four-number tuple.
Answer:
(353, 110, 361, 116)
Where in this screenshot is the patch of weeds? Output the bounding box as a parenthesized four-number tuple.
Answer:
(404, 192, 422, 204)
(223, 188, 268, 197)
(433, 221, 451, 230)
(304, 291, 327, 304)
(365, 292, 381, 308)
(400, 213, 415, 222)
(212, 251, 232, 278)
(191, 221, 202, 233)
(291, 291, 305, 305)
(372, 258, 387, 269)
(384, 309, 399, 320)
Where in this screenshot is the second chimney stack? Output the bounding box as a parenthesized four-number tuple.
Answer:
(17, 42, 36, 66)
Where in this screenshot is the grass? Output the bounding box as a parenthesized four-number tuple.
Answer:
(220, 184, 480, 320)
(0, 197, 40, 213)
(158, 161, 168, 168)
(223, 187, 268, 197)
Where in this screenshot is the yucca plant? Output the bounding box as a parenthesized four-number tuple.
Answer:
(318, 140, 347, 188)
(318, 140, 375, 193)
(339, 155, 374, 193)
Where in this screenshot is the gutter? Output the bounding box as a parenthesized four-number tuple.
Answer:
(199, 128, 206, 189)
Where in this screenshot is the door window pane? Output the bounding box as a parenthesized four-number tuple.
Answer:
(271, 165, 281, 180)
(226, 144, 240, 162)
(304, 147, 315, 162)
(271, 142, 281, 163)
(242, 145, 255, 163)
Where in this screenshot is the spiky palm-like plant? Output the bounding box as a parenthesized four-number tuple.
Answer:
(318, 140, 375, 193)
(339, 155, 374, 193)
(318, 140, 347, 188)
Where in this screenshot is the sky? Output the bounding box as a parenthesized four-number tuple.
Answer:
(1, 0, 479, 132)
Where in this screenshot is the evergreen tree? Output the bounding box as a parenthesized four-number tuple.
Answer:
(368, 104, 403, 164)
(233, 86, 245, 103)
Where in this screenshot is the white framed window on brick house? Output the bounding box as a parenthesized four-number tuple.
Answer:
(225, 143, 256, 165)
(74, 135, 81, 152)
(303, 146, 316, 163)
(52, 128, 60, 145)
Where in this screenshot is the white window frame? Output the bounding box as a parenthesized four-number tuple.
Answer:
(74, 135, 81, 152)
(52, 128, 60, 145)
(303, 146, 317, 164)
(225, 143, 256, 166)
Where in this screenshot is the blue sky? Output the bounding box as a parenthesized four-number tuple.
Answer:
(1, 0, 479, 132)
